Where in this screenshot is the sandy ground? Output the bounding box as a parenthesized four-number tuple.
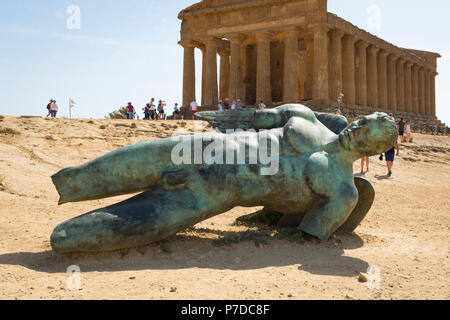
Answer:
(0, 115, 449, 300)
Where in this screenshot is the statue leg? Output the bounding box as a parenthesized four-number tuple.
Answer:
(51, 186, 232, 254)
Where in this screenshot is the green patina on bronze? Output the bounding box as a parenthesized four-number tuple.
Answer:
(50, 104, 397, 253)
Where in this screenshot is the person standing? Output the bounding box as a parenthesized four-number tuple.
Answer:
(149, 100, 156, 120)
(258, 100, 266, 109)
(405, 120, 412, 143)
(173, 103, 180, 120)
(50, 100, 59, 118)
(157, 100, 165, 120)
(126, 102, 135, 120)
(236, 99, 245, 109)
(144, 104, 150, 120)
(218, 100, 224, 111)
(223, 98, 230, 110)
(231, 100, 237, 110)
(360, 157, 369, 174)
(46, 99, 53, 117)
(398, 118, 406, 143)
(383, 140, 398, 177)
(190, 100, 198, 117)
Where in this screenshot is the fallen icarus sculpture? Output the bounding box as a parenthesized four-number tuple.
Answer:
(50, 104, 398, 253)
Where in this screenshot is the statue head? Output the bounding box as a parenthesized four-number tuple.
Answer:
(339, 112, 398, 157)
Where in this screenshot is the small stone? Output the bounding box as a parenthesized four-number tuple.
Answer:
(129, 277, 136, 280)
(170, 287, 177, 293)
(47, 286, 55, 290)
(346, 295, 354, 300)
(358, 273, 368, 283)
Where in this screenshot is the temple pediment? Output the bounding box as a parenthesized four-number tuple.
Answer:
(179, 0, 327, 19)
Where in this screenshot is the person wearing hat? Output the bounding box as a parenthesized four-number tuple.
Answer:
(236, 99, 244, 109)
(223, 98, 230, 110)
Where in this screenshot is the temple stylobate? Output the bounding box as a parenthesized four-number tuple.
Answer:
(178, 0, 443, 126)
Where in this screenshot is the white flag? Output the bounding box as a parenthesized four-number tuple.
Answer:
(69, 99, 76, 108)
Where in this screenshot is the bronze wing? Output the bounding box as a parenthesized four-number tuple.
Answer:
(195, 108, 348, 135)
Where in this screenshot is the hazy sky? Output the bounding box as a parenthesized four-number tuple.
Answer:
(0, 0, 448, 124)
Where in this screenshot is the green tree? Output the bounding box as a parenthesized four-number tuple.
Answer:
(106, 106, 126, 119)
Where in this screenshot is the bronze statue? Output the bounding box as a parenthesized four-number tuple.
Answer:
(51, 104, 397, 253)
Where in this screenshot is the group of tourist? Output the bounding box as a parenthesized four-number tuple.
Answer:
(217, 98, 246, 111)
(125, 99, 179, 120)
(46, 99, 59, 118)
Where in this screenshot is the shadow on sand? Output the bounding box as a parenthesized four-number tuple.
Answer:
(0, 231, 369, 278)
(375, 174, 392, 181)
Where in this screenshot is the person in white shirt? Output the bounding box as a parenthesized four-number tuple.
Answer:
(405, 120, 412, 143)
(218, 100, 224, 111)
(258, 100, 266, 109)
(149, 99, 156, 120)
(173, 103, 180, 120)
(231, 100, 237, 110)
(190, 100, 198, 116)
(50, 100, 59, 118)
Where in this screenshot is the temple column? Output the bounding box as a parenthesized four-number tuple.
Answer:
(342, 34, 356, 104)
(377, 50, 388, 109)
(312, 25, 329, 100)
(367, 45, 379, 108)
(328, 29, 344, 102)
(200, 46, 206, 105)
(179, 40, 196, 109)
(355, 40, 369, 106)
(228, 35, 245, 102)
(419, 67, 426, 115)
(431, 72, 437, 117)
(387, 54, 398, 111)
(283, 28, 299, 102)
(298, 41, 307, 100)
(218, 49, 230, 101)
(305, 37, 314, 100)
(203, 38, 219, 106)
(396, 58, 405, 112)
(404, 62, 413, 113)
(256, 32, 272, 104)
(425, 70, 432, 116)
(412, 64, 420, 114)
